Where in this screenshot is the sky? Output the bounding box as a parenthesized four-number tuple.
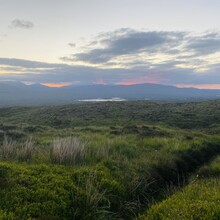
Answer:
(1, 0, 220, 88)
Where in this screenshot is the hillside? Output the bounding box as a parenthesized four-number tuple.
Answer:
(1, 81, 220, 106)
(0, 100, 220, 219)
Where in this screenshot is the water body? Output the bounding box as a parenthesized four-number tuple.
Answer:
(79, 97, 127, 102)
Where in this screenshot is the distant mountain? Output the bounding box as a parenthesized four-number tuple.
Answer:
(0, 81, 220, 106)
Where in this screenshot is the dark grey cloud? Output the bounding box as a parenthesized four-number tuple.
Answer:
(186, 32, 220, 55)
(64, 29, 220, 67)
(68, 43, 76, 47)
(1, 57, 220, 86)
(0, 58, 64, 68)
(10, 19, 34, 29)
(68, 29, 185, 64)
(1, 30, 220, 86)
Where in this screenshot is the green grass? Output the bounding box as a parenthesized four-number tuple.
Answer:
(0, 135, 219, 219)
(139, 156, 220, 220)
(0, 100, 220, 219)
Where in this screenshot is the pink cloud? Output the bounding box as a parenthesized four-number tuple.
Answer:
(176, 84, 220, 90)
(116, 75, 164, 86)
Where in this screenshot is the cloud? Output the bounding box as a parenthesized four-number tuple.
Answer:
(185, 32, 220, 55)
(63, 29, 220, 73)
(67, 29, 185, 64)
(68, 43, 76, 47)
(10, 19, 34, 29)
(1, 29, 220, 87)
(1, 57, 220, 87)
(0, 58, 63, 68)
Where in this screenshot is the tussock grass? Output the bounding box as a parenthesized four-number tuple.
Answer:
(18, 136, 35, 161)
(0, 136, 35, 161)
(50, 137, 86, 165)
(83, 174, 110, 219)
(0, 137, 17, 160)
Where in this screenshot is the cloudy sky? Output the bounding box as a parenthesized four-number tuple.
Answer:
(1, 0, 220, 88)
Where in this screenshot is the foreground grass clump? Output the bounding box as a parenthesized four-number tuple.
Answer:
(139, 156, 220, 220)
(0, 137, 35, 162)
(50, 137, 85, 165)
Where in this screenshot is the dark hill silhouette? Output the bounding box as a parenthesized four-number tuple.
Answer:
(0, 81, 220, 106)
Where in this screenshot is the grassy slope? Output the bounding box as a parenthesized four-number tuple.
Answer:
(139, 156, 220, 220)
(0, 101, 220, 219)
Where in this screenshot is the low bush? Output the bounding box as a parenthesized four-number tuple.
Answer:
(0, 209, 15, 220)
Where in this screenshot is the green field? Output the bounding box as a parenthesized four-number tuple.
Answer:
(0, 101, 220, 219)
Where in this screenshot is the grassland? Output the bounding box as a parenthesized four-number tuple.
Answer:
(0, 100, 220, 219)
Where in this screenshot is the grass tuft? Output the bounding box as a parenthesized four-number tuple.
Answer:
(50, 137, 85, 165)
(0, 137, 17, 160)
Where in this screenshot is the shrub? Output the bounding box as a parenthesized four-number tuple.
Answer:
(0, 162, 79, 219)
(0, 165, 11, 188)
(0, 209, 15, 220)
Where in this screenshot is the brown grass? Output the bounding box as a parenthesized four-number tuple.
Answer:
(50, 137, 85, 165)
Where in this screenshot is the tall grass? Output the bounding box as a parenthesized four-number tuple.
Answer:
(18, 136, 35, 161)
(83, 173, 110, 219)
(50, 137, 86, 165)
(0, 137, 17, 160)
(0, 136, 35, 161)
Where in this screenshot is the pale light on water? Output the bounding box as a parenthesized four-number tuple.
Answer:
(79, 97, 127, 102)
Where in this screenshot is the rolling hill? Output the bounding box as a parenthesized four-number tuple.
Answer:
(0, 81, 220, 106)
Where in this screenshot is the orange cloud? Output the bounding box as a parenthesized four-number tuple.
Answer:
(176, 84, 220, 90)
(41, 82, 72, 88)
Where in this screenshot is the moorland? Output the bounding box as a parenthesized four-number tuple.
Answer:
(0, 100, 220, 219)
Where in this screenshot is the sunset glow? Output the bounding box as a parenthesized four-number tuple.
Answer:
(117, 79, 161, 86)
(1, 1, 220, 89)
(41, 82, 73, 88)
(176, 84, 220, 90)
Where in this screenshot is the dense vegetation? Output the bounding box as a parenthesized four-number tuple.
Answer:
(0, 100, 220, 219)
(140, 156, 220, 220)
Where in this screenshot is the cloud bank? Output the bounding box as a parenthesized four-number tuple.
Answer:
(1, 29, 220, 87)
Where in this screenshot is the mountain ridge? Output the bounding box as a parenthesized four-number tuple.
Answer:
(0, 81, 220, 106)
